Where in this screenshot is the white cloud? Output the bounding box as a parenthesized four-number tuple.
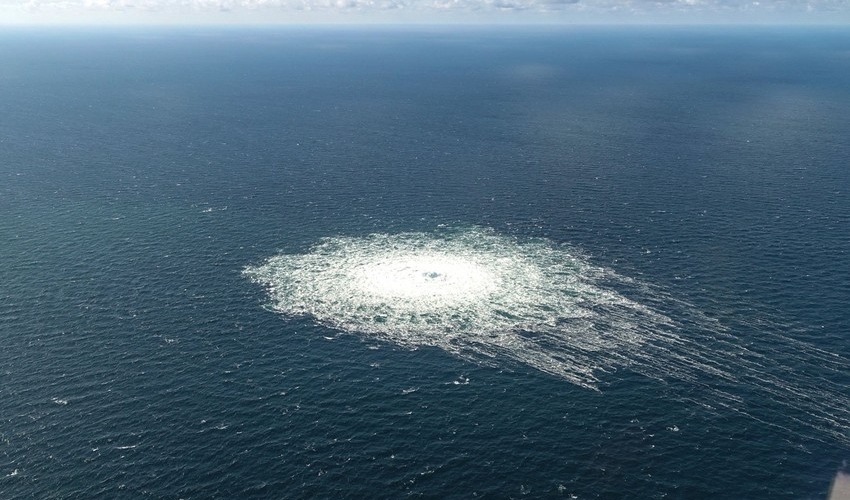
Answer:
(1, 0, 848, 23)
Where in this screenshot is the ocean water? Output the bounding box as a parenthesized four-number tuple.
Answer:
(1, 26, 849, 499)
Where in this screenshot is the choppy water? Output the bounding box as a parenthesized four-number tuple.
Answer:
(2, 27, 849, 499)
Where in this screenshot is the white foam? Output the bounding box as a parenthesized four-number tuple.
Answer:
(245, 226, 850, 444)
(244, 227, 667, 388)
(351, 252, 498, 302)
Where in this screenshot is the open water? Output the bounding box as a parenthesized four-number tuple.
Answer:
(1, 26, 849, 498)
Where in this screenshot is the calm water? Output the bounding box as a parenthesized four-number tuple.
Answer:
(1, 27, 849, 499)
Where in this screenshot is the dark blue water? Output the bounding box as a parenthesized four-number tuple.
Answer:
(2, 27, 849, 498)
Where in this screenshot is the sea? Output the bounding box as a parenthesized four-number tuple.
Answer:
(1, 26, 849, 499)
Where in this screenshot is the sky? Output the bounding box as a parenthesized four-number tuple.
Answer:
(1, 0, 849, 25)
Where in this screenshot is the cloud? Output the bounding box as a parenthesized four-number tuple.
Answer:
(1, 0, 848, 23)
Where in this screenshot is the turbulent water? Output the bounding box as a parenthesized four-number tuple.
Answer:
(246, 226, 850, 445)
(2, 27, 850, 499)
(246, 226, 667, 388)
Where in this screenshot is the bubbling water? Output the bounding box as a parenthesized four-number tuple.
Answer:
(348, 252, 498, 302)
(244, 227, 671, 388)
(245, 226, 850, 444)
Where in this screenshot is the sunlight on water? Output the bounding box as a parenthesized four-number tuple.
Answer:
(245, 226, 850, 444)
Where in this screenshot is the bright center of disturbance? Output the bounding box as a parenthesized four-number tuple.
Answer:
(352, 253, 497, 300)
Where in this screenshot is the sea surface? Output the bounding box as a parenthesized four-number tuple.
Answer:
(1, 26, 849, 499)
